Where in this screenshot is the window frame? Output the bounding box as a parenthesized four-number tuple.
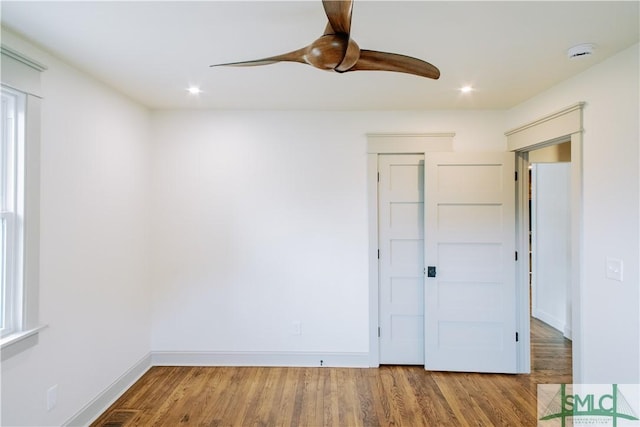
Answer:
(1, 87, 26, 338)
(0, 45, 46, 359)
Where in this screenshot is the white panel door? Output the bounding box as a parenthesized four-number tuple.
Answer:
(378, 154, 425, 364)
(424, 152, 517, 373)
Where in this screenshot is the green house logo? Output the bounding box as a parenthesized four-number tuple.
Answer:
(538, 384, 639, 426)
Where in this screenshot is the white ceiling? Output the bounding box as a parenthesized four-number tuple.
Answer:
(1, 1, 638, 110)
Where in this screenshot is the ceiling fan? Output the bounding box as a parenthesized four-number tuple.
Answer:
(211, 0, 440, 80)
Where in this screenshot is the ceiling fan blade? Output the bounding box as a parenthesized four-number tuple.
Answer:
(323, 22, 335, 36)
(322, 0, 353, 35)
(210, 47, 308, 68)
(348, 50, 440, 80)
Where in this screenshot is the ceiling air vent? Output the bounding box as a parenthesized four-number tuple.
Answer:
(567, 43, 595, 59)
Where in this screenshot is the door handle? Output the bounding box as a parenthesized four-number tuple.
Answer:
(427, 266, 437, 278)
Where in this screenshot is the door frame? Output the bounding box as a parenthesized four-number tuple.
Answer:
(366, 133, 454, 367)
(506, 102, 584, 378)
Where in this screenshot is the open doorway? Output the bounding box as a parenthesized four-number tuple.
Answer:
(507, 102, 584, 379)
(528, 142, 573, 380)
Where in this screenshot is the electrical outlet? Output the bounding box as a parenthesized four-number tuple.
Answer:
(606, 257, 623, 281)
(47, 385, 58, 411)
(292, 321, 302, 335)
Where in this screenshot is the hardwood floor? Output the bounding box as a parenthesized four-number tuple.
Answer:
(92, 319, 571, 426)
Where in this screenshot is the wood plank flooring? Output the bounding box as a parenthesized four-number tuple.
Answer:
(92, 319, 571, 426)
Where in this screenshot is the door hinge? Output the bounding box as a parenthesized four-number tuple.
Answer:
(516, 332, 519, 342)
(378, 327, 381, 338)
(377, 172, 380, 183)
(515, 171, 518, 181)
(515, 251, 518, 261)
(377, 249, 380, 259)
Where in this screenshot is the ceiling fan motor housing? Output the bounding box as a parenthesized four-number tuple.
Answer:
(306, 34, 360, 71)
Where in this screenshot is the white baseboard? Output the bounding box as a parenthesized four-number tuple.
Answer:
(63, 353, 152, 427)
(151, 351, 370, 368)
(563, 326, 572, 340)
(532, 309, 565, 334)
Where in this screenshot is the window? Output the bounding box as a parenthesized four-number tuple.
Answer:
(1, 87, 25, 338)
(0, 46, 45, 357)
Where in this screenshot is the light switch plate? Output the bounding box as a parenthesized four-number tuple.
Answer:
(606, 257, 623, 281)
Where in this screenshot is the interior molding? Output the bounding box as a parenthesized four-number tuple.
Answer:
(367, 153, 380, 367)
(505, 103, 584, 151)
(1, 46, 46, 97)
(0, 325, 48, 361)
(508, 102, 584, 380)
(0, 45, 47, 72)
(564, 325, 572, 341)
(532, 309, 566, 336)
(63, 353, 152, 427)
(366, 133, 455, 153)
(151, 351, 370, 368)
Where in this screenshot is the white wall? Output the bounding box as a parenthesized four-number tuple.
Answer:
(149, 110, 506, 358)
(531, 163, 571, 336)
(0, 30, 152, 426)
(507, 43, 640, 383)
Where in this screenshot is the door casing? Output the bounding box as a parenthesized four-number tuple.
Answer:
(507, 103, 584, 379)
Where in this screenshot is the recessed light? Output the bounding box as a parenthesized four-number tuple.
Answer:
(187, 86, 202, 95)
(460, 85, 473, 93)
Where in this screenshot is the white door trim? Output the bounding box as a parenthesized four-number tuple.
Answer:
(366, 133, 454, 367)
(506, 103, 584, 379)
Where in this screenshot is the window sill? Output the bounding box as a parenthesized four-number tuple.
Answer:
(0, 325, 48, 360)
